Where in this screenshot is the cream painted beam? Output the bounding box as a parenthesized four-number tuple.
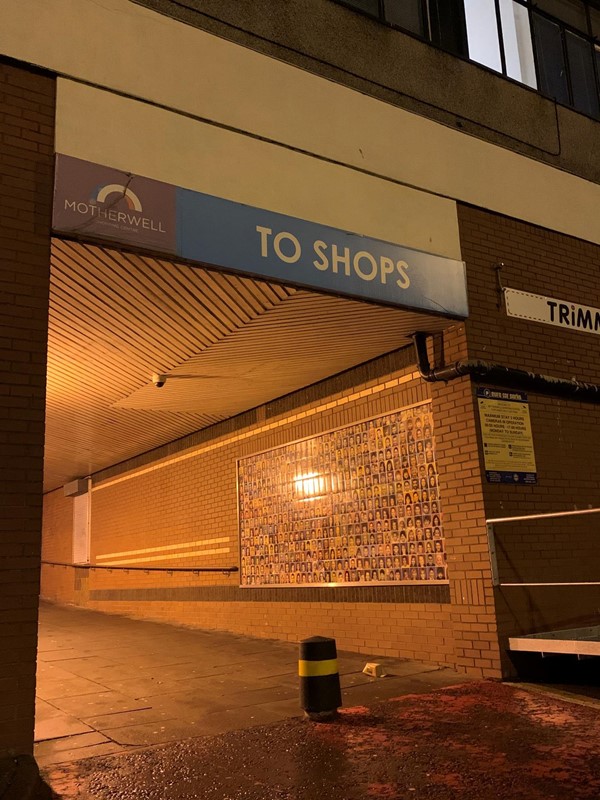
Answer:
(55, 80, 462, 261)
(2, 0, 600, 245)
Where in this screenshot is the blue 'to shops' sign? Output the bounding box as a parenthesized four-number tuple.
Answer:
(53, 155, 468, 318)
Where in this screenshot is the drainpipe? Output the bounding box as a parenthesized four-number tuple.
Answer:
(412, 332, 600, 403)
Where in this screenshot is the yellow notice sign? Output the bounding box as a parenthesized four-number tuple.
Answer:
(477, 388, 537, 484)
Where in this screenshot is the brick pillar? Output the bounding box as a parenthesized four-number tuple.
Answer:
(430, 324, 502, 678)
(0, 59, 55, 755)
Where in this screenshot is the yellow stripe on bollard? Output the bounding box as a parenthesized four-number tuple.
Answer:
(298, 658, 339, 677)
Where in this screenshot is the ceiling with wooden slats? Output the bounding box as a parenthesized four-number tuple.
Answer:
(45, 239, 451, 492)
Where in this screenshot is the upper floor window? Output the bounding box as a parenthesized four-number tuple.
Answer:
(336, 0, 600, 119)
(363, 1, 470, 56)
(531, 1, 600, 117)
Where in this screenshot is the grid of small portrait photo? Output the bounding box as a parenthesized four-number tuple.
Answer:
(238, 403, 447, 587)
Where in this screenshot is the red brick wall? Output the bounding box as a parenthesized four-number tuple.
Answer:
(458, 205, 600, 674)
(0, 59, 54, 755)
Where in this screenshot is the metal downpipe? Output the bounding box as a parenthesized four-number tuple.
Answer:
(411, 332, 600, 402)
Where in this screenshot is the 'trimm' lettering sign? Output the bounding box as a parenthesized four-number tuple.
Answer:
(505, 288, 600, 335)
(52, 155, 468, 318)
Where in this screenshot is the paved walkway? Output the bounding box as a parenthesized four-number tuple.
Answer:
(36, 602, 467, 767)
(35, 604, 600, 799)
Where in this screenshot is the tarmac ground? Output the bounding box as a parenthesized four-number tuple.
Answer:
(39, 681, 600, 800)
(31, 603, 600, 799)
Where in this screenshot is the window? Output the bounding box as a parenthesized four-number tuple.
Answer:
(500, 1, 537, 87)
(531, 1, 600, 117)
(536, 0, 587, 29)
(383, 0, 425, 37)
(340, 0, 469, 56)
(533, 13, 570, 104)
(590, 5, 600, 36)
(464, 0, 503, 72)
(428, 0, 469, 57)
(565, 30, 600, 116)
(463, 0, 600, 116)
(336, 0, 600, 119)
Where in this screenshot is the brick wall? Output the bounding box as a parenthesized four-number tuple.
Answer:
(41, 490, 76, 604)
(429, 324, 501, 678)
(39, 199, 600, 685)
(0, 59, 54, 756)
(458, 204, 600, 674)
(42, 362, 464, 671)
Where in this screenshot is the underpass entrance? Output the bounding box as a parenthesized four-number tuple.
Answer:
(40, 152, 479, 708)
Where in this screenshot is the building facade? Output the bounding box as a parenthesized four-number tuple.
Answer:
(1, 0, 600, 757)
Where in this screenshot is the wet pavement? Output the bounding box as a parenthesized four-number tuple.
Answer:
(35, 603, 467, 766)
(34, 604, 600, 799)
(40, 681, 600, 800)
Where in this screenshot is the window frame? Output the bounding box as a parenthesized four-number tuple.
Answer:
(333, 0, 600, 120)
(526, 1, 600, 115)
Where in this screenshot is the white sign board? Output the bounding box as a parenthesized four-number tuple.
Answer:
(505, 288, 600, 336)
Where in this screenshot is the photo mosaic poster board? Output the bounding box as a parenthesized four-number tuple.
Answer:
(238, 402, 447, 586)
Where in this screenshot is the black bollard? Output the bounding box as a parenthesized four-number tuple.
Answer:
(299, 636, 342, 720)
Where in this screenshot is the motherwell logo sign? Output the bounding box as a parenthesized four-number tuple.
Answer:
(53, 155, 177, 253)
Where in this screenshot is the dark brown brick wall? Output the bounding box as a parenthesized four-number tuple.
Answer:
(0, 58, 54, 755)
(458, 204, 600, 675)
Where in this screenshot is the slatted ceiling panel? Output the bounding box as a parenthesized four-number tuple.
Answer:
(73, 251, 205, 352)
(49, 271, 174, 369)
(225, 273, 295, 310)
(50, 241, 295, 379)
(116, 254, 245, 334)
(170, 267, 263, 326)
(148, 253, 298, 323)
(115, 292, 442, 415)
(122, 255, 238, 341)
(46, 241, 298, 490)
(53, 240, 297, 341)
(53, 244, 226, 356)
(45, 239, 449, 492)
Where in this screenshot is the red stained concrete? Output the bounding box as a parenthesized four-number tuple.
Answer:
(41, 682, 600, 799)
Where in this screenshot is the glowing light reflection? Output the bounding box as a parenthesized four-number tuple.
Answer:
(294, 472, 326, 500)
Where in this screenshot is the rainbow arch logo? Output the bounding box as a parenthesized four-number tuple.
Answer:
(91, 183, 143, 212)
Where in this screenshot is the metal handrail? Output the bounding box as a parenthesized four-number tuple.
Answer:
(487, 507, 600, 524)
(486, 508, 600, 588)
(42, 559, 238, 574)
(499, 582, 600, 586)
